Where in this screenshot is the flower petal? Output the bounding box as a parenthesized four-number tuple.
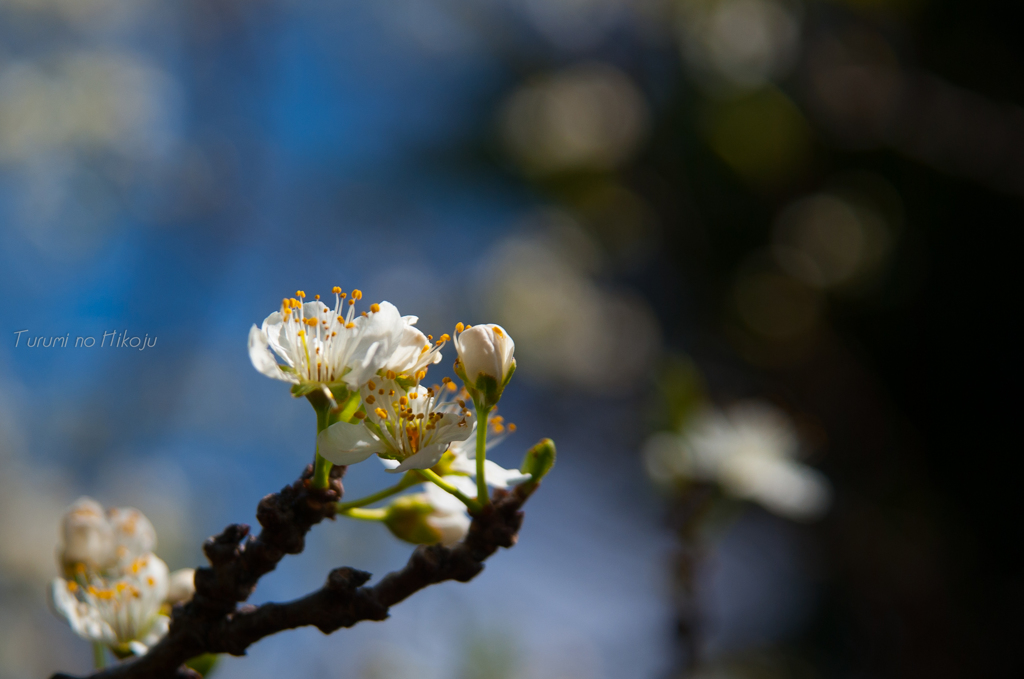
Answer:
(248, 325, 296, 383)
(389, 442, 450, 473)
(317, 421, 386, 465)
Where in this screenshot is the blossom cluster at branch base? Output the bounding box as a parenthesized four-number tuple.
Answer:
(49, 498, 195, 658)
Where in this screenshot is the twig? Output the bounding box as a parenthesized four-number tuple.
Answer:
(51, 465, 532, 679)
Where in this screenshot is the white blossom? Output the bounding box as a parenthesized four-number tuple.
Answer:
(50, 499, 186, 656)
(50, 553, 170, 656)
(60, 497, 115, 570)
(248, 289, 443, 392)
(445, 422, 531, 489)
(454, 323, 516, 388)
(59, 498, 156, 572)
(421, 478, 474, 546)
(644, 401, 831, 521)
(317, 381, 473, 471)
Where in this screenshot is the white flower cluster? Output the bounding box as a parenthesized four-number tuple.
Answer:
(249, 289, 517, 474)
(49, 498, 194, 657)
(250, 287, 533, 548)
(644, 401, 831, 521)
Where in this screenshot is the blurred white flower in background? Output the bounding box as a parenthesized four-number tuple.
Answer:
(499, 62, 649, 174)
(0, 51, 178, 164)
(49, 499, 195, 656)
(479, 214, 660, 391)
(676, 0, 801, 92)
(644, 401, 831, 521)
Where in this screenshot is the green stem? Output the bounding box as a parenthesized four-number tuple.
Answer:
(312, 399, 333, 489)
(336, 476, 416, 512)
(417, 468, 481, 513)
(93, 643, 106, 669)
(475, 405, 491, 506)
(342, 507, 387, 521)
(336, 390, 362, 423)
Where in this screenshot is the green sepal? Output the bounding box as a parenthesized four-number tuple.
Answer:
(185, 653, 220, 677)
(473, 373, 501, 410)
(291, 381, 322, 398)
(521, 438, 556, 483)
(384, 496, 441, 545)
(501, 359, 517, 387)
(394, 374, 418, 391)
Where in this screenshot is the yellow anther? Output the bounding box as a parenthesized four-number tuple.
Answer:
(386, 370, 396, 380)
(439, 334, 450, 343)
(297, 330, 306, 337)
(375, 407, 388, 420)
(399, 396, 408, 406)
(388, 389, 395, 396)
(457, 399, 466, 408)
(508, 423, 517, 432)
(332, 286, 341, 294)
(361, 311, 368, 317)
(365, 395, 376, 404)
(348, 299, 355, 306)
(368, 380, 376, 390)
(416, 370, 427, 381)
(420, 345, 430, 354)
(446, 381, 458, 391)
(147, 577, 155, 587)
(353, 411, 366, 419)
(427, 335, 434, 341)
(351, 289, 363, 300)
(314, 294, 320, 300)
(370, 303, 380, 313)
(491, 415, 504, 423)
(455, 322, 464, 333)
(346, 322, 355, 329)
(493, 423, 505, 433)
(409, 393, 418, 400)
(296, 291, 306, 298)
(494, 327, 503, 336)
(378, 388, 384, 395)
(465, 324, 472, 330)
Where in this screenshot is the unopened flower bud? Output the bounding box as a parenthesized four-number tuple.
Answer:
(454, 324, 516, 409)
(384, 495, 470, 547)
(60, 497, 115, 570)
(521, 438, 556, 484)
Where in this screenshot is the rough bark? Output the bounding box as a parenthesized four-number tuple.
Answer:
(51, 464, 531, 679)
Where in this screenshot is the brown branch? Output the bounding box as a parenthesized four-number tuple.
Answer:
(51, 465, 532, 679)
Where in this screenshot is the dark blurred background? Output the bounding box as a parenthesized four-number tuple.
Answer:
(0, 1, 1019, 678)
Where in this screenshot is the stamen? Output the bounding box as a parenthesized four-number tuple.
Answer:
(375, 408, 388, 420)
(296, 291, 306, 299)
(332, 286, 341, 294)
(455, 322, 465, 333)
(370, 303, 380, 313)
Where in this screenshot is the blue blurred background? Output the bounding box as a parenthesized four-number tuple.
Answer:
(1, 1, 1019, 678)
